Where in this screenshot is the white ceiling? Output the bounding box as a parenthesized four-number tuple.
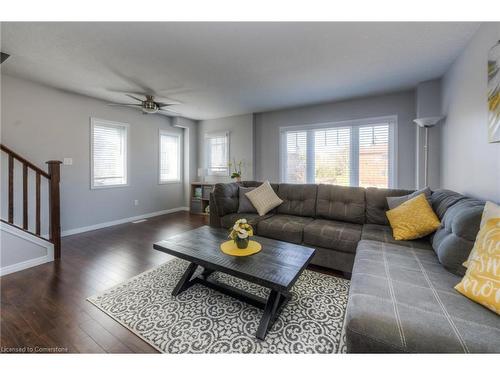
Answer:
(1, 22, 480, 120)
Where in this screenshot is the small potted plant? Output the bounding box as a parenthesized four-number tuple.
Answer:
(229, 159, 243, 182)
(229, 218, 254, 249)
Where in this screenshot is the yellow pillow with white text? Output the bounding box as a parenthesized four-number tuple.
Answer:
(454, 218, 500, 314)
(385, 193, 440, 240)
(463, 201, 500, 268)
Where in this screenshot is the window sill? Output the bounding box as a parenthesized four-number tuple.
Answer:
(90, 183, 130, 190)
(159, 180, 182, 185)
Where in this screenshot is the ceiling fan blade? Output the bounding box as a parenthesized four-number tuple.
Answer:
(156, 100, 181, 107)
(125, 94, 144, 102)
(107, 103, 142, 107)
(158, 108, 181, 116)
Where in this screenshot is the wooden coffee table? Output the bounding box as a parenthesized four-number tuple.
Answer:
(153, 226, 315, 340)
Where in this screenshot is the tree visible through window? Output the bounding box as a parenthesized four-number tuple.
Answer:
(315, 128, 351, 186)
(359, 125, 389, 188)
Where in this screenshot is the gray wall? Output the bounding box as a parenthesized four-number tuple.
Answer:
(173, 116, 198, 206)
(198, 113, 254, 183)
(254, 90, 417, 189)
(1, 75, 190, 232)
(440, 23, 500, 202)
(415, 79, 442, 190)
(1, 227, 51, 270)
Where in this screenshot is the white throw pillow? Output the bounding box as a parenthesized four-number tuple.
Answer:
(245, 181, 283, 216)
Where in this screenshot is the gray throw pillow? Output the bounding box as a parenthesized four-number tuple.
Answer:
(237, 186, 257, 213)
(386, 187, 432, 209)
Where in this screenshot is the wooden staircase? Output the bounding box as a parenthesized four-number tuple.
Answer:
(1, 144, 62, 259)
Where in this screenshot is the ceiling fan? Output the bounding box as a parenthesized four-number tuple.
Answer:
(107, 94, 180, 115)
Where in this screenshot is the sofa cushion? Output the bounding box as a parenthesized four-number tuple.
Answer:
(237, 186, 257, 214)
(257, 214, 313, 244)
(316, 185, 365, 224)
(220, 213, 273, 229)
(213, 182, 240, 217)
(345, 240, 500, 353)
(430, 189, 468, 220)
(361, 223, 433, 250)
(386, 187, 431, 209)
(365, 187, 413, 225)
(277, 184, 318, 217)
(432, 198, 485, 276)
(303, 219, 362, 254)
(213, 181, 279, 218)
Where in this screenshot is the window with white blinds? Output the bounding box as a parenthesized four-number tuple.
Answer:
(285, 131, 307, 183)
(206, 132, 229, 176)
(91, 118, 128, 189)
(315, 127, 351, 186)
(358, 124, 390, 188)
(280, 118, 395, 188)
(159, 131, 181, 183)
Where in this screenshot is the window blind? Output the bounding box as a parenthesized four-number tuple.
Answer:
(282, 121, 393, 188)
(358, 124, 389, 188)
(285, 131, 307, 183)
(92, 121, 128, 187)
(206, 133, 229, 176)
(160, 133, 180, 183)
(314, 127, 351, 186)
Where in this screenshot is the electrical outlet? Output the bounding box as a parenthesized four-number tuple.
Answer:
(63, 158, 73, 165)
(134, 200, 139, 206)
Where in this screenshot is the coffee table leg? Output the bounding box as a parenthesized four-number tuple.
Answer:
(256, 289, 281, 340)
(172, 262, 198, 296)
(200, 267, 214, 280)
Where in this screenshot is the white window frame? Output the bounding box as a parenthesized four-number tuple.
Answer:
(205, 131, 230, 177)
(158, 129, 182, 184)
(279, 115, 398, 188)
(90, 117, 130, 190)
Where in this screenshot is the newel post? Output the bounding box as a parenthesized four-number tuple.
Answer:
(47, 160, 62, 259)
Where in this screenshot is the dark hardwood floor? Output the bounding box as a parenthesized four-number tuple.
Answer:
(0, 212, 345, 353)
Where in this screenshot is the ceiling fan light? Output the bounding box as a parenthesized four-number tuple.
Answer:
(142, 106, 159, 114)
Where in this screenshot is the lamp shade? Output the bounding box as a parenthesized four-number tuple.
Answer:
(413, 116, 444, 128)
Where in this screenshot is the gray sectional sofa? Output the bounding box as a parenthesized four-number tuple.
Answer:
(209, 181, 500, 353)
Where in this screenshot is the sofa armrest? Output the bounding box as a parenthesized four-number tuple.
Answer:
(209, 192, 221, 228)
(431, 198, 484, 276)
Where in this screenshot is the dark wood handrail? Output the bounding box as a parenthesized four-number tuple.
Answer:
(0, 144, 51, 179)
(1, 144, 62, 259)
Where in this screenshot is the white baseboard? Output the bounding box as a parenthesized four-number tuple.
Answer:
(62, 206, 189, 237)
(0, 254, 54, 277)
(0, 222, 54, 277)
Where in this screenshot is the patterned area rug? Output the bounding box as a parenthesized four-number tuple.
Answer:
(87, 259, 350, 353)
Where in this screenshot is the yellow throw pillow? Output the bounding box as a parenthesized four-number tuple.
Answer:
(386, 193, 441, 240)
(464, 201, 500, 268)
(455, 218, 500, 314)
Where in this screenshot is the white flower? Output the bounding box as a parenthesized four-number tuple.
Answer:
(237, 231, 249, 239)
(238, 228, 247, 234)
(233, 223, 240, 231)
(240, 219, 247, 224)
